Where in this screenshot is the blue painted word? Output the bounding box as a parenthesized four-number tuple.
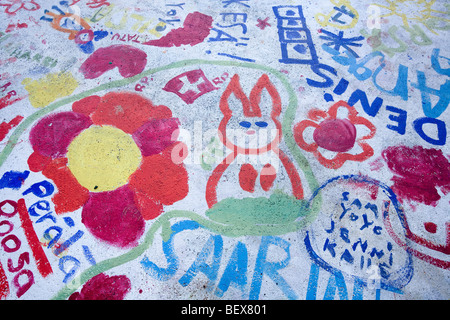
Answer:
(141, 217, 406, 300)
(272, 5, 337, 88)
(140, 220, 297, 300)
(207, 1, 254, 62)
(304, 174, 414, 298)
(322, 45, 450, 120)
(27, 196, 96, 283)
(3, 170, 96, 283)
(327, 76, 448, 146)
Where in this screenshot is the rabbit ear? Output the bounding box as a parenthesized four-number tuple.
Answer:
(249, 74, 281, 118)
(220, 74, 252, 118)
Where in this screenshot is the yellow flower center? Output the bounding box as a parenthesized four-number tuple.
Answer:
(67, 125, 142, 192)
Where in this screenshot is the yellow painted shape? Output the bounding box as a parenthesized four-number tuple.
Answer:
(22, 72, 78, 108)
(67, 125, 142, 192)
(315, 0, 359, 29)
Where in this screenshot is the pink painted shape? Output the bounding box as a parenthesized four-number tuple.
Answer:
(69, 273, 131, 300)
(424, 222, 437, 234)
(79, 45, 147, 79)
(29, 111, 92, 158)
(382, 145, 450, 206)
(143, 11, 213, 47)
(132, 117, 180, 157)
(313, 118, 357, 152)
(81, 185, 145, 248)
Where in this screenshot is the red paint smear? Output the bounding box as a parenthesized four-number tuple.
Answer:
(239, 163, 258, 193)
(5, 23, 28, 33)
(72, 95, 101, 116)
(0, 115, 23, 142)
(42, 158, 90, 214)
(17, 198, 53, 278)
(80, 45, 147, 79)
(132, 117, 180, 157)
(29, 111, 92, 159)
(143, 11, 213, 47)
(424, 222, 437, 234)
(0, 95, 27, 111)
(0, 261, 9, 299)
(132, 190, 163, 221)
(260, 163, 277, 192)
(382, 146, 450, 206)
(89, 91, 170, 134)
(68, 273, 131, 300)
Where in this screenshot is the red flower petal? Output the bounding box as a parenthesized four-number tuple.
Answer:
(81, 185, 145, 248)
(129, 154, 189, 206)
(27, 151, 52, 172)
(68, 273, 131, 300)
(89, 92, 172, 134)
(133, 190, 164, 220)
(29, 111, 92, 158)
(72, 95, 101, 117)
(293, 119, 320, 152)
(42, 158, 90, 214)
(132, 118, 180, 156)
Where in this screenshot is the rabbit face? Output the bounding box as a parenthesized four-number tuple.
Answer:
(218, 74, 282, 155)
(222, 115, 280, 153)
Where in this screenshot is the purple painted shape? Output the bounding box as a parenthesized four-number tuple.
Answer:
(81, 185, 145, 248)
(313, 118, 357, 152)
(29, 111, 92, 158)
(79, 45, 147, 79)
(132, 118, 180, 157)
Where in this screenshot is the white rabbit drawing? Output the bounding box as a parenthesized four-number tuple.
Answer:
(206, 73, 304, 208)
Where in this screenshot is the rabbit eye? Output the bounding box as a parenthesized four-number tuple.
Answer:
(239, 121, 252, 128)
(255, 121, 268, 128)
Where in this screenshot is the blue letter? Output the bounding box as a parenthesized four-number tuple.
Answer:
(178, 234, 223, 288)
(22, 180, 54, 198)
(249, 236, 297, 300)
(140, 220, 199, 281)
(412, 70, 450, 118)
(59, 255, 81, 283)
(216, 241, 248, 297)
(413, 117, 447, 145)
(347, 89, 384, 117)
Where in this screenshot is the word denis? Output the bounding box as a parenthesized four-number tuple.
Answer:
(327, 76, 447, 146)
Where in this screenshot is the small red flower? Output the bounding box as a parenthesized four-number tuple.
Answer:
(293, 100, 376, 169)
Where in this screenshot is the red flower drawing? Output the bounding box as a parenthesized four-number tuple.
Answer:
(293, 100, 376, 169)
(27, 92, 189, 248)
